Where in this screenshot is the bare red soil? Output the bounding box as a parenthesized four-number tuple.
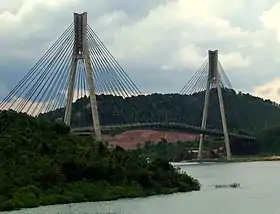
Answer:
(103, 130, 199, 149)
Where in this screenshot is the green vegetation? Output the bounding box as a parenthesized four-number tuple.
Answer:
(135, 138, 257, 162)
(257, 124, 280, 154)
(0, 110, 200, 211)
(136, 140, 200, 162)
(134, 133, 280, 162)
(42, 89, 280, 134)
(41, 88, 280, 157)
(133, 121, 280, 160)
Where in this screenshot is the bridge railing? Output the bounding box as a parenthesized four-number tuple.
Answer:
(70, 122, 256, 140)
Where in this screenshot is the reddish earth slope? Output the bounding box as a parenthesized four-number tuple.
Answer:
(103, 130, 199, 149)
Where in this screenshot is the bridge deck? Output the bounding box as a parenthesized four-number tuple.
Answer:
(70, 122, 256, 140)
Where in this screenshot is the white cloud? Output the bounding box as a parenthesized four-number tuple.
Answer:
(260, 2, 280, 41)
(108, 0, 253, 73)
(0, 0, 280, 100)
(253, 78, 280, 103)
(219, 52, 251, 69)
(0, 0, 74, 25)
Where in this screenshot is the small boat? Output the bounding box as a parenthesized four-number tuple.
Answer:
(215, 182, 240, 189)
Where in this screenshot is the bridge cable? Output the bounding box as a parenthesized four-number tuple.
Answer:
(179, 59, 208, 94)
(88, 42, 129, 124)
(218, 61, 233, 90)
(43, 39, 74, 114)
(88, 40, 123, 96)
(0, 23, 74, 110)
(73, 59, 83, 128)
(88, 37, 134, 124)
(88, 26, 141, 96)
(88, 34, 132, 97)
(188, 65, 209, 95)
(87, 29, 137, 125)
(88, 26, 141, 95)
(15, 29, 74, 114)
(28, 33, 75, 115)
(180, 60, 208, 95)
(12, 28, 74, 114)
(80, 60, 90, 128)
(8, 26, 74, 112)
(88, 38, 129, 97)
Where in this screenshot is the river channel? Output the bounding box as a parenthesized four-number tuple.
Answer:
(2, 161, 280, 214)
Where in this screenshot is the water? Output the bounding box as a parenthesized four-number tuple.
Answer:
(3, 161, 280, 214)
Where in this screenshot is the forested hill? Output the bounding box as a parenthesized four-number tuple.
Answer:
(42, 89, 280, 133)
(0, 110, 200, 211)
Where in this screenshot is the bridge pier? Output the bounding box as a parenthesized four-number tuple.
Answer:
(198, 50, 231, 161)
(64, 12, 101, 141)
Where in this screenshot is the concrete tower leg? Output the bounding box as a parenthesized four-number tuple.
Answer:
(84, 55, 102, 141)
(213, 50, 231, 160)
(197, 50, 231, 161)
(64, 57, 77, 126)
(82, 13, 102, 141)
(198, 79, 211, 161)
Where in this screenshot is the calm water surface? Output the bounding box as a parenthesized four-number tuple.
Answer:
(3, 161, 280, 214)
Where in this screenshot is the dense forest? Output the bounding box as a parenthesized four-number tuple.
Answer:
(42, 89, 280, 133)
(0, 110, 200, 211)
(135, 140, 206, 162)
(135, 126, 280, 161)
(257, 124, 280, 154)
(136, 137, 263, 161)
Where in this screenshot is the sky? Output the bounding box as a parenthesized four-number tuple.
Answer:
(1, 0, 280, 103)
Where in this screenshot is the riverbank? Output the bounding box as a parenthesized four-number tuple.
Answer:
(231, 155, 280, 162)
(4, 161, 280, 214)
(0, 180, 200, 212)
(0, 111, 201, 212)
(179, 155, 280, 163)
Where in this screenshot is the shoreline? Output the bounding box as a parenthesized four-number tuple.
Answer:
(0, 184, 200, 212)
(230, 156, 280, 162)
(177, 156, 280, 164)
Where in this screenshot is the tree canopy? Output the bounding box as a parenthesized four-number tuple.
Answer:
(0, 110, 200, 211)
(257, 124, 280, 154)
(42, 89, 280, 133)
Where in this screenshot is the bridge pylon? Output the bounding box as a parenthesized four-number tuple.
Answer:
(197, 50, 231, 161)
(0, 12, 142, 140)
(64, 12, 101, 141)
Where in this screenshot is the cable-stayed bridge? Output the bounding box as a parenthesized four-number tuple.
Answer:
(0, 12, 256, 161)
(72, 122, 255, 140)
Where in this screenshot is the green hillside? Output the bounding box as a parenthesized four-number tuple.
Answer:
(0, 110, 200, 211)
(42, 89, 280, 133)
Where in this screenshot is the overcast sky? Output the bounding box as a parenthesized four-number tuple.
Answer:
(1, 0, 280, 103)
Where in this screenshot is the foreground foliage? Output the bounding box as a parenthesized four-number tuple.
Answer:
(0, 110, 200, 211)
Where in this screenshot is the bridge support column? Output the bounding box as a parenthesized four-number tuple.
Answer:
(64, 12, 102, 141)
(64, 57, 77, 126)
(198, 50, 231, 161)
(198, 74, 211, 161)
